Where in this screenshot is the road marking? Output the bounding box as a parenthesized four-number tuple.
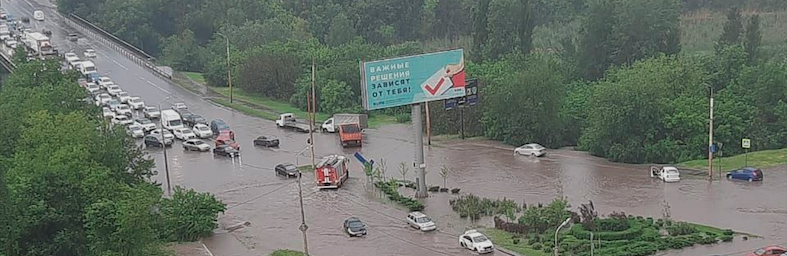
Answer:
(139, 77, 171, 94)
(200, 241, 215, 256)
(25, 0, 34, 8)
(111, 59, 128, 70)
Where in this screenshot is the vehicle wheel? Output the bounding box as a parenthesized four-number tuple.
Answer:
(726, 174, 732, 180)
(748, 178, 753, 182)
(460, 242, 465, 248)
(530, 152, 535, 156)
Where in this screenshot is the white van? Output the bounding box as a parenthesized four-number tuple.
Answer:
(160, 109, 184, 131)
(77, 61, 97, 76)
(33, 11, 44, 21)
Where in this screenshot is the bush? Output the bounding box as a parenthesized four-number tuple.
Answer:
(639, 227, 659, 242)
(532, 243, 542, 250)
(160, 187, 227, 242)
(720, 235, 733, 242)
(667, 222, 697, 236)
(595, 218, 629, 232)
(571, 219, 643, 241)
(722, 229, 734, 236)
(376, 180, 423, 211)
(655, 219, 664, 227)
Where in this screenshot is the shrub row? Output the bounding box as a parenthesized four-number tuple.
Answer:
(571, 219, 643, 241)
(375, 180, 424, 211)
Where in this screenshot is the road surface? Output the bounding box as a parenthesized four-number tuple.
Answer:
(2, 1, 785, 255)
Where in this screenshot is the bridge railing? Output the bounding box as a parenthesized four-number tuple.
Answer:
(63, 13, 172, 80)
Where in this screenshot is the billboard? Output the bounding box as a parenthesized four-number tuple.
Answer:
(360, 49, 466, 110)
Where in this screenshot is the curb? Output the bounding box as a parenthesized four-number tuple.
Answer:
(496, 247, 526, 256)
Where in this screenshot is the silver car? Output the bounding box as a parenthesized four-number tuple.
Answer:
(143, 106, 161, 119)
(514, 143, 546, 157)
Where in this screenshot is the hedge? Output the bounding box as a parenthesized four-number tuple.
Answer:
(375, 180, 424, 211)
(571, 219, 643, 241)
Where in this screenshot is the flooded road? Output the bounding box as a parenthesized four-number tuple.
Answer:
(5, 1, 785, 254)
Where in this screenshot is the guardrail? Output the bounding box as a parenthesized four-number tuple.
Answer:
(62, 13, 172, 80)
(0, 49, 16, 73)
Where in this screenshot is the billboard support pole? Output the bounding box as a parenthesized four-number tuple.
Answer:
(425, 102, 431, 146)
(413, 103, 428, 198)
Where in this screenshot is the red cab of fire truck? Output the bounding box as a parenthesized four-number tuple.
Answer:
(315, 155, 349, 189)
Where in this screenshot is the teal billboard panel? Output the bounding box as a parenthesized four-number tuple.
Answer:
(360, 49, 466, 110)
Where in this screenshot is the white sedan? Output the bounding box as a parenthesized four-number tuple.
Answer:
(150, 129, 175, 141)
(127, 97, 145, 110)
(98, 76, 113, 88)
(126, 125, 145, 138)
(84, 49, 97, 58)
(115, 104, 132, 116)
(459, 230, 494, 254)
(94, 93, 112, 106)
(133, 118, 157, 132)
(111, 115, 133, 126)
(117, 91, 132, 103)
(192, 124, 213, 138)
(173, 128, 197, 140)
(182, 139, 210, 152)
(86, 83, 100, 93)
(101, 107, 115, 118)
(107, 84, 122, 96)
(514, 143, 546, 157)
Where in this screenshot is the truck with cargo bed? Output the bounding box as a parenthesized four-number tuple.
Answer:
(321, 114, 368, 148)
(275, 113, 313, 133)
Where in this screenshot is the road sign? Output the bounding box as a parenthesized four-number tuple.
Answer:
(361, 49, 466, 110)
(710, 144, 717, 153)
(444, 98, 458, 110)
(742, 138, 751, 149)
(444, 79, 479, 110)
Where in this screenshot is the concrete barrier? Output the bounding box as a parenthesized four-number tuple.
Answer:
(62, 13, 172, 80)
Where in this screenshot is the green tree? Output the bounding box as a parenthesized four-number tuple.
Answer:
(319, 79, 358, 115)
(325, 13, 356, 46)
(718, 7, 743, 46)
(471, 0, 491, 62)
(160, 29, 206, 71)
(160, 187, 226, 242)
(743, 14, 761, 64)
(577, 0, 616, 80)
(237, 49, 300, 100)
(485, 0, 534, 59)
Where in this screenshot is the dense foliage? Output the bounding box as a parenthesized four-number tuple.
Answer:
(57, 0, 787, 163)
(0, 59, 225, 255)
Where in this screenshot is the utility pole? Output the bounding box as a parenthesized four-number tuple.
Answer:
(310, 58, 317, 168)
(157, 95, 173, 197)
(708, 86, 714, 180)
(216, 32, 233, 103)
(413, 103, 428, 198)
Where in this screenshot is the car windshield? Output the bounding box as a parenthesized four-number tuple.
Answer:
(754, 249, 765, 255)
(169, 120, 183, 126)
(118, 105, 128, 110)
(472, 235, 489, 243)
(180, 129, 191, 134)
(666, 169, 678, 174)
(88, 84, 98, 88)
(130, 98, 140, 103)
(348, 221, 363, 228)
(147, 107, 159, 112)
(341, 124, 361, 133)
(416, 217, 431, 223)
(285, 165, 296, 171)
(193, 140, 204, 145)
(198, 126, 209, 131)
(129, 126, 141, 131)
(137, 119, 150, 124)
(116, 116, 128, 120)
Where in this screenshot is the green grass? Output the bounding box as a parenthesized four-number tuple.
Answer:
(482, 228, 551, 256)
(182, 72, 206, 84)
(210, 98, 278, 120)
(678, 148, 787, 170)
(297, 165, 314, 173)
(269, 250, 304, 256)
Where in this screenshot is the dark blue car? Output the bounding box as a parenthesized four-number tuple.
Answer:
(726, 167, 763, 182)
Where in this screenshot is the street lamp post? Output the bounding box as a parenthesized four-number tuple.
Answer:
(157, 95, 173, 197)
(295, 146, 311, 256)
(216, 32, 233, 103)
(708, 84, 714, 180)
(554, 218, 572, 256)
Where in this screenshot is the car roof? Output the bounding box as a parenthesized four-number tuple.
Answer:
(408, 211, 427, 218)
(185, 139, 202, 143)
(463, 229, 484, 237)
(523, 143, 542, 147)
(742, 167, 760, 171)
(346, 217, 361, 222)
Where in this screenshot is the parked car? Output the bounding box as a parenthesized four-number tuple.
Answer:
(745, 246, 786, 256)
(171, 102, 187, 111)
(210, 119, 230, 135)
(727, 167, 764, 182)
(107, 99, 121, 111)
(126, 125, 145, 138)
(182, 139, 210, 152)
(127, 97, 145, 110)
(117, 92, 132, 103)
(144, 135, 172, 148)
(98, 77, 113, 88)
(183, 114, 207, 127)
(67, 33, 78, 41)
(107, 84, 122, 96)
(111, 115, 133, 126)
(192, 124, 213, 138)
(173, 128, 197, 140)
(213, 145, 240, 157)
(253, 135, 279, 147)
(86, 83, 100, 93)
(514, 143, 546, 157)
(275, 163, 298, 177)
(84, 49, 96, 58)
(100, 107, 115, 119)
(406, 212, 436, 232)
(114, 104, 132, 116)
(133, 118, 156, 132)
(143, 106, 161, 119)
(150, 129, 174, 141)
(94, 93, 112, 106)
(458, 230, 494, 254)
(343, 217, 367, 237)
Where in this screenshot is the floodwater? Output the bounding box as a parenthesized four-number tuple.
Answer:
(5, 0, 785, 254)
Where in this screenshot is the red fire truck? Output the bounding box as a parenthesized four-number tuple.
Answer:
(316, 155, 349, 189)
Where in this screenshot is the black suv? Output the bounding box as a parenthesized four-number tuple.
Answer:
(144, 135, 171, 148)
(183, 114, 207, 127)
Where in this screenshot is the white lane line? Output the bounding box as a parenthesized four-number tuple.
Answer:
(111, 59, 128, 70)
(25, 0, 34, 8)
(140, 77, 171, 94)
(200, 241, 215, 256)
